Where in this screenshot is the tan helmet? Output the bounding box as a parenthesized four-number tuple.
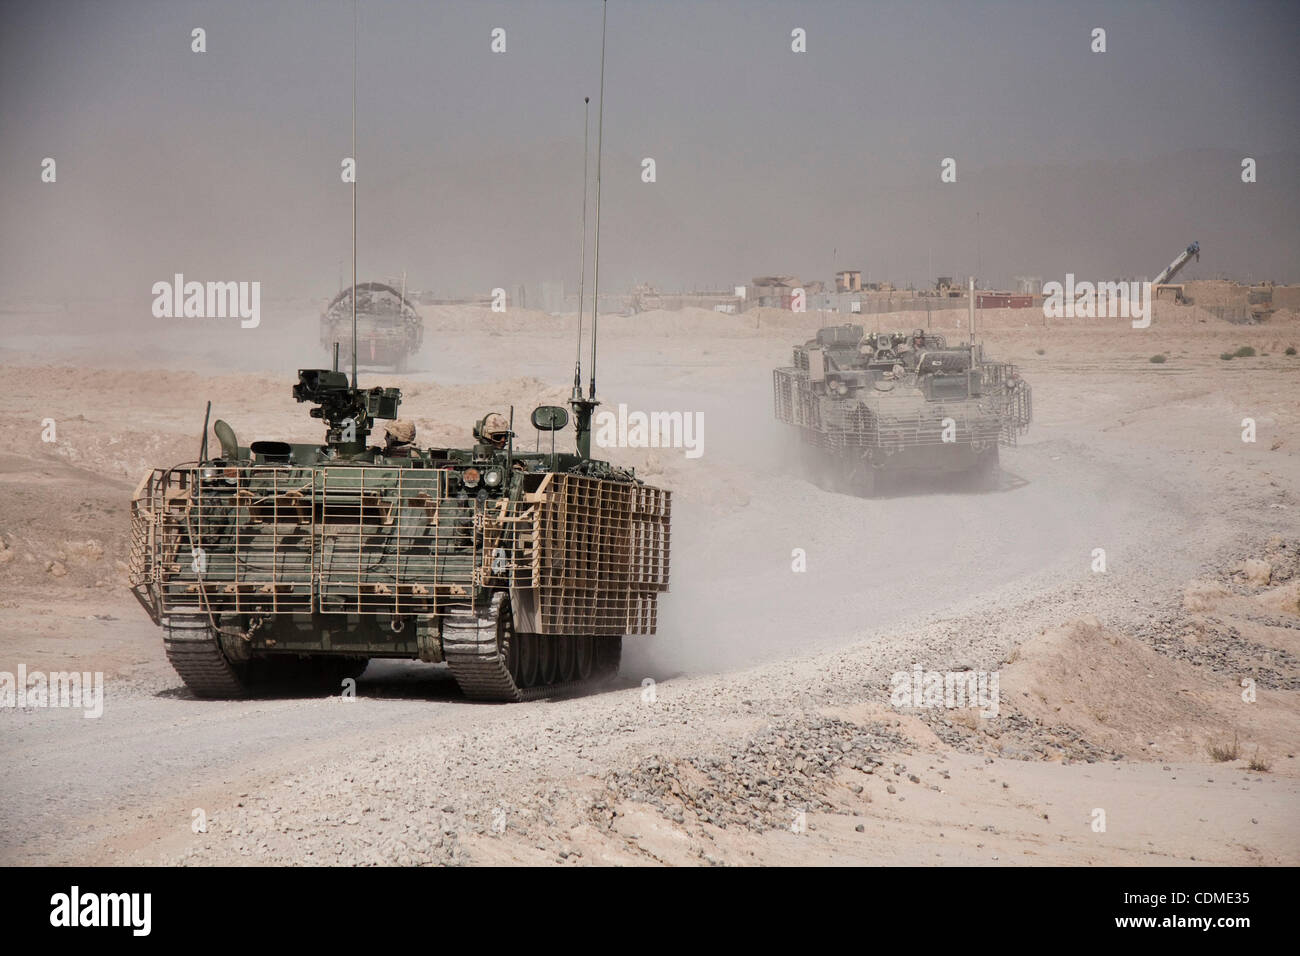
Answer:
(385, 419, 416, 444)
(476, 412, 511, 445)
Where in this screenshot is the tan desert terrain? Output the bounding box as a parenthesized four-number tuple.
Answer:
(1, 299, 1297, 865)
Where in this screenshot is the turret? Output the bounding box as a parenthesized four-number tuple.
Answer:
(292, 368, 401, 456)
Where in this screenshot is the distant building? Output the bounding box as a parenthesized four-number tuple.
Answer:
(976, 292, 1034, 309)
(749, 275, 801, 309)
(628, 283, 743, 313)
(835, 270, 862, 293)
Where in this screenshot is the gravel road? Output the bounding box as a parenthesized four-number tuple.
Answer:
(1, 304, 1297, 865)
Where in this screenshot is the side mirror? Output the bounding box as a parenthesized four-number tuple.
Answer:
(530, 405, 569, 431)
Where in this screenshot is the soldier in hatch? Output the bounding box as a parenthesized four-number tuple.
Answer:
(378, 419, 418, 458)
(472, 412, 512, 454)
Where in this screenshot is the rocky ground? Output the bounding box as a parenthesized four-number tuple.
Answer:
(1, 299, 1297, 865)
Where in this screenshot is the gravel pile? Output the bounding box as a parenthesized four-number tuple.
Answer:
(598, 717, 909, 833)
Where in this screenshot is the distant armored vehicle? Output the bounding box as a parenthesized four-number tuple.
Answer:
(321, 281, 423, 372)
(128, 373, 670, 700)
(773, 325, 1031, 495)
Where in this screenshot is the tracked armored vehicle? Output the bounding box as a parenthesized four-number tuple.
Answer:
(321, 281, 423, 372)
(132, 0, 669, 701)
(773, 325, 1031, 495)
(128, 376, 670, 700)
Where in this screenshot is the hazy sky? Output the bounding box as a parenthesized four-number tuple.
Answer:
(3, 0, 1298, 303)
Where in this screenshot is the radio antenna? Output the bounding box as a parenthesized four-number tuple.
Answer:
(199, 400, 211, 462)
(350, 0, 359, 388)
(572, 96, 590, 400)
(587, 0, 607, 400)
(567, 3, 607, 459)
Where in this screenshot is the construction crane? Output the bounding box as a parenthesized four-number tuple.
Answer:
(1153, 241, 1200, 303)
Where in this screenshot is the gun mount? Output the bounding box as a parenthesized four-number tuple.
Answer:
(292, 368, 401, 454)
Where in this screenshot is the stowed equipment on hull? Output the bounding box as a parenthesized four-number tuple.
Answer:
(129, 371, 671, 701)
(773, 325, 1031, 495)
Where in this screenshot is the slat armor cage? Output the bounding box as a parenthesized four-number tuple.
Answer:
(492, 473, 671, 636)
(129, 466, 670, 637)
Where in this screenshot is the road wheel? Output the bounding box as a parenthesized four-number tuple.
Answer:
(971, 444, 1000, 489)
(574, 635, 594, 680)
(594, 636, 623, 677)
(556, 635, 576, 682)
(511, 630, 537, 688)
(536, 635, 557, 684)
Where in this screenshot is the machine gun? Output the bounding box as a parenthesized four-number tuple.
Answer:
(293, 369, 401, 453)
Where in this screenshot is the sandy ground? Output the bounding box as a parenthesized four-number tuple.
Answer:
(0, 299, 1297, 866)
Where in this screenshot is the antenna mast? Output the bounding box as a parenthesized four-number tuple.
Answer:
(350, 0, 359, 388)
(568, 2, 607, 460)
(572, 96, 590, 399)
(587, 0, 607, 401)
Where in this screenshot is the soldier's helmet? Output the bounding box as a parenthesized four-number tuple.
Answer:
(385, 420, 416, 444)
(474, 412, 512, 446)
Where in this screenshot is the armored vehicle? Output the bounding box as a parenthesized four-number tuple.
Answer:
(133, 0, 670, 701)
(128, 373, 671, 701)
(321, 281, 423, 373)
(773, 325, 1031, 495)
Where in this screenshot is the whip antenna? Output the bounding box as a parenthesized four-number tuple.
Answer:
(199, 400, 211, 461)
(567, 2, 607, 460)
(350, 0, 359, 388)
(587, 0, 607, 400)
(572, 96, 590, 399)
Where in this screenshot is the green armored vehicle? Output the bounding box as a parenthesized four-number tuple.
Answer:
(773, 325, 1031, 495)
(321, 281, 424, 373)
(128, 370, 671, 701)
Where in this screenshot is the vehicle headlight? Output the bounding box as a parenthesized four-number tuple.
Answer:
(462, 468, 480, 488)
(484, 469, 502, 488)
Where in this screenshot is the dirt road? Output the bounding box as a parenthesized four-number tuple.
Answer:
(1, 302, 1297, 865)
